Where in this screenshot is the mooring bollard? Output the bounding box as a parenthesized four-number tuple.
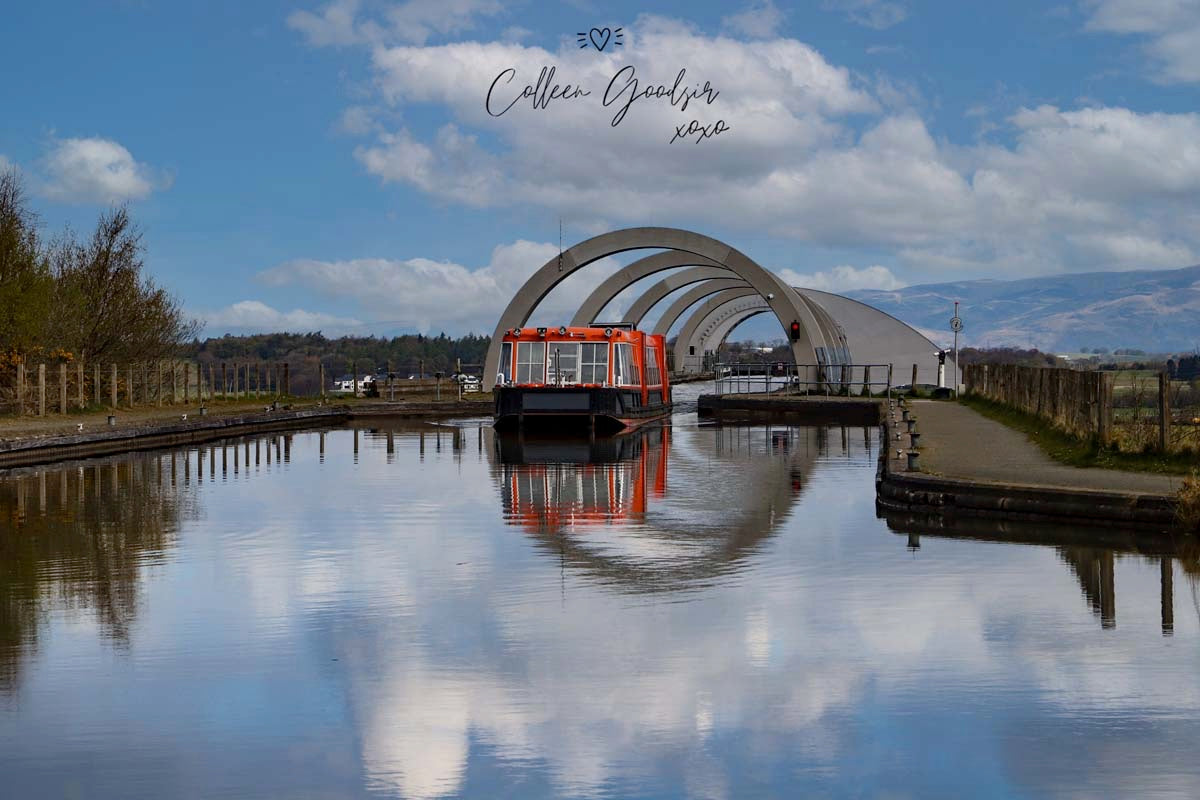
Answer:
(199, 406, 208, 416)
(901, 408, 910, 422)
(909, 431, 921, 448)
(906, 450, 920, 471)
(107, 415, 116, 427)
(906, 417, 917, 433)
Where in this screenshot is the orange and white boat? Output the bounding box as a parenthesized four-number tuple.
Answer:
(493, 324, 672, 432)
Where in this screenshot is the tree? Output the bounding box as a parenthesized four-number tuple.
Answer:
(50, 206, 199, 362)
(0, 169, 53, 358)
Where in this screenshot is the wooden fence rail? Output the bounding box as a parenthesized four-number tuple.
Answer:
(0, 361, 293, 417)
(964, 363, 1115, 444)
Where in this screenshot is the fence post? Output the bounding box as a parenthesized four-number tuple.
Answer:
(111, 363, 118, 409)
(77, 362, 85, 409)
(59, 363, 67, 414)
(16, 363, 24, 416)
(38, 363, 46, 417)
(1159, 371, 1171, 453)
(862, 365, 871, 398)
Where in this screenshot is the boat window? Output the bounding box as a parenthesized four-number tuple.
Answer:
(613, 343, 640, 387)
(499, 341, 513, 385)
(580, 342, 609, 384)
(546, 343, 580, 385)
(644, 345, 661, 386)
(515, 341, 546, 383)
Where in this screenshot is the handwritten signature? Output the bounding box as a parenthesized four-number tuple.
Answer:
(486, 65, 729, 144)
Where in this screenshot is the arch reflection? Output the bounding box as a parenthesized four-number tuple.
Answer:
(490, 424, 867, 592)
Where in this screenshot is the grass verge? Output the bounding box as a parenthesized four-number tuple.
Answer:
(959, 395, 1198, 475)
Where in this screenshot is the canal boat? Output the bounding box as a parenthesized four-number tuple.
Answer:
(493, 324, 672, 432)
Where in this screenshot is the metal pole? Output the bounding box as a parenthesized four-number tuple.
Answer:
(953, 300, 959, 398)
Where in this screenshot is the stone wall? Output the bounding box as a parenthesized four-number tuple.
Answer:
(964, 364, 1114, 443)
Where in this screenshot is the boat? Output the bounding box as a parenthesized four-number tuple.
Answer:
(493, 324, 672, 432)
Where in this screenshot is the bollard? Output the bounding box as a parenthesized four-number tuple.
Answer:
(199, 406, 208, 416)
(901, 408, 910, 422)
(906, 450, 920, 471)
(906, 417, 916, 433)
(107, 415, 116, 427)
(909, 431, 921, 448)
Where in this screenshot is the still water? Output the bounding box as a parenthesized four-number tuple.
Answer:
(1, 415, 1199, 799)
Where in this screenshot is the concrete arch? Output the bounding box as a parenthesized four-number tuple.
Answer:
(484, 227, 831, 389)
(621, 266, 738, 327)
(568, 255, 726, 327)
(708, 307, 771, 351)
(673, 288, 762, 372)
(650, 279, 751, 337)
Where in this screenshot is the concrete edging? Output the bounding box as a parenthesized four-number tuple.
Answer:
(874, 418, 1179, 531)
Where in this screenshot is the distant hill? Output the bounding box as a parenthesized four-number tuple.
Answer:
(846, 264, 1200, 354)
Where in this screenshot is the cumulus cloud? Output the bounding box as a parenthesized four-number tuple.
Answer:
(257, 240, 624, 333)
(292, 8, 1200, 281)
(779, 264, 906, 291)
(39, 137, 164, 204)
(199, 300, 363, 334)
(288, 0, 505, 47)
(823, 0, 909, 29)
(1083, 0, 1200, 83)
(721, 0, 787, 38)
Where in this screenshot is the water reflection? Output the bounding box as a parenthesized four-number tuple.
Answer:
(1, 422, 1199, 798)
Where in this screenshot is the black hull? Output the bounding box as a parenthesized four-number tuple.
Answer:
(494, 386, 672, 433)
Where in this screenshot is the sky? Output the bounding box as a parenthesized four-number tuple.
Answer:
(2, 0, 1199, 339)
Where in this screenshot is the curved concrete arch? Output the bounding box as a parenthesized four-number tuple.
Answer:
(568, 254, 726, 327)
(683, 295, 772, 367)
(708, 307, 771, 351)
(621, 266, 739, 327)
(650, 278, 754, 337)
(484, 227, 831, 389)
(673, 288, 762, 372)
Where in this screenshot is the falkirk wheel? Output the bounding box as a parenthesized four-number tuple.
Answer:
(483, 226, 954, 391)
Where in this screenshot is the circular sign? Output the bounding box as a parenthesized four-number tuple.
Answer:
(950, 316, 963, 332)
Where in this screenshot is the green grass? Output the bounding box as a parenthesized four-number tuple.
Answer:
(960, 395, 1199, 475)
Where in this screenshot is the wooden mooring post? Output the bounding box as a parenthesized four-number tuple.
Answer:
(911, 363, 918, 392)
(38, 363, 46, 416)
(111, 363, 118, 409)
(128, 364, 135, 409)
(1159, 371, 1171, 453)
(16, 363, 24, 415)
(59, 363, 67, 414)
(77, 362, 85, 410)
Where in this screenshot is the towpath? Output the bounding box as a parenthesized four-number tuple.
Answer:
(909, 400, 1180, 496)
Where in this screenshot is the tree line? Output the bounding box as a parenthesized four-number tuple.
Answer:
(0, 168, 197, 370)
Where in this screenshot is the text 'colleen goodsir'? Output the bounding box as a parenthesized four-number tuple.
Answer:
(485, 65, 729, 144)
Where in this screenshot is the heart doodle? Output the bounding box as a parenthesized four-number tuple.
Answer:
(588, 27, 612, 51)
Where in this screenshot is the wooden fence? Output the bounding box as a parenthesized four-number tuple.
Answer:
(0, 361, 292, 417)
(963, 364, 1114, 444)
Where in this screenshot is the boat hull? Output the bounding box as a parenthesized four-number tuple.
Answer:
(494, 386, 671, 433)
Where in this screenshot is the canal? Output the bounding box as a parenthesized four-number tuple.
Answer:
(2, 413, 1198, 798)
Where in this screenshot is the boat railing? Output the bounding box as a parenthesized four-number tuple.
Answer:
(712, 363, 893, 399)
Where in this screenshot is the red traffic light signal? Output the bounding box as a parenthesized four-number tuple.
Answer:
(789, 321, 801, 341)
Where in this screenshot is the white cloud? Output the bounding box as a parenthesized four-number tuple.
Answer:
(288, 0, 362, 46)
(289, 0, 505, 47)
(779, 264, 906, 291)
(39, 137, 163, 204)
(1083, 0, 1200, 83)
(721, 0, 787, 39)
(823, 0, 909, 29)
(306, 10, 1200, 281)
(257, 240, 623, 333)
(0, 154, 11, 172)
(199, 300, 363, 334)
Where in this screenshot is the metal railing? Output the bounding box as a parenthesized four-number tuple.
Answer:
(712, 362, 893, 399)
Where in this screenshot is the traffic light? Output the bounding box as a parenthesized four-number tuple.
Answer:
(789, 320, 801, 342)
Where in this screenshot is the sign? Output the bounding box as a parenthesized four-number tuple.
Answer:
(950, 316, 963, 332)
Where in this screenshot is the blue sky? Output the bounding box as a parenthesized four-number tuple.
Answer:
(3, 0, 1199, 337)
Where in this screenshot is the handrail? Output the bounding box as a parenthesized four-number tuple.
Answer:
(712, 362, 893, 400)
